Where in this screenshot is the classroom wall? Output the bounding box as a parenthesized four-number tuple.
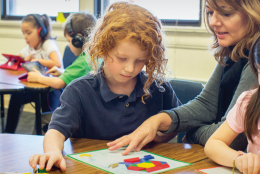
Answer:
(0, 0, 217, 111)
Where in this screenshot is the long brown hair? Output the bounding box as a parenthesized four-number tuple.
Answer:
(204, 0, 260, 65)
(244, 35, 260, 143)
(22, 14, 53, 41)
(85, 2, 167, 103)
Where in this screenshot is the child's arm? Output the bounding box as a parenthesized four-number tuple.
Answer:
(46, 66, 65, 77)
(205, 121, 243, 166)
(205, 121, 260, 173)
(32, 51, 62, 69)
(29, 129, 66, 171)
(27, 69, 66, 89)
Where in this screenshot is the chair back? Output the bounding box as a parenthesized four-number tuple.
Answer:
(63, 45, 78, 69)
(169, 79, 204, 104)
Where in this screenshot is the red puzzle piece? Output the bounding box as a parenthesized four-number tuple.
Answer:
(146, 163, 170, 173)
(127, 166, 146, 171)
(146, 166, 163, 173)
(124, 157, 140, 163)
(150, 161, 162, 166)
(161, 163, 170, 169)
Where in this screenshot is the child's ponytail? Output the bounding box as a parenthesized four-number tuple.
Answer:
(245, 34, 260, 143)
(244, 86, 260, 143)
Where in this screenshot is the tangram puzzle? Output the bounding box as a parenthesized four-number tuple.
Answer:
(109, 155, 170, 173)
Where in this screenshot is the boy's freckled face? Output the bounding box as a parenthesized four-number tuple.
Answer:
(104, 40, 148, 85)
(65, 34, 82, 56)
(21, 22, 42, 48)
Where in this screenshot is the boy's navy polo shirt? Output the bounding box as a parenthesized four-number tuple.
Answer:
(49, 71, 181, 140)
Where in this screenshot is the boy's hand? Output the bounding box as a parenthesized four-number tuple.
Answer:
(24, 54, 34, 62)
(235, 152, 260, 174)
(46, 66, 64, 77)
(29, 151, 66, 172)
(107, 113, 172, 155)
(107, 115, 164, 155)
(27, 69, 42, 83)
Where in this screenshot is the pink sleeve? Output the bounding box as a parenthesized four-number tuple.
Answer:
(226, 91, 252, 133)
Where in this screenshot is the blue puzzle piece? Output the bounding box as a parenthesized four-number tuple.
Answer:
(160, 161, 167, 164)
(144, 155, 154, 160)
(140, 158, 146, 162)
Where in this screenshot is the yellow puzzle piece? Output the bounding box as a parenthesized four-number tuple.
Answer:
(137, 162, 155, 168)
(79, 153, 92, 157)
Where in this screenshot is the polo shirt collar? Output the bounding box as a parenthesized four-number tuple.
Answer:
(98, 70, 145, 102)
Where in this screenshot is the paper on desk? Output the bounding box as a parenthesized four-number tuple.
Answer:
(197, 166, 241, 174)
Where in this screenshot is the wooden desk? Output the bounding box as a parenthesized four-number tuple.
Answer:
(0, 134, 219, 173)
(0, 69, 50, 135)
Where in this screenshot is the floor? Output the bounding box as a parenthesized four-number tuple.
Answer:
(0, 109, 35, 134)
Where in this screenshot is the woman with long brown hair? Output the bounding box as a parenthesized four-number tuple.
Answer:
(108, 0, 260, 157)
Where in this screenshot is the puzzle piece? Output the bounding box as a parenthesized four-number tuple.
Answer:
(79, 153, 92, 157)
(109, 162, 119, 168)
(150, 161, 162, 166)
(124, 157, 140, 163)
(137, 162, 155, 168)
(146, 163, 170, 173)
(144, 155, 154, 160)
(127, 166, 146, 171)
(38, 168, 47, 173)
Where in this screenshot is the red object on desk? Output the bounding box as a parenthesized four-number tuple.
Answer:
(0, 54, 25, 71)
(18, 73, 28, 82)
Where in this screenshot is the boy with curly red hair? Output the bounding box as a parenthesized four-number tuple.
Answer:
(29, 2, 181, 171)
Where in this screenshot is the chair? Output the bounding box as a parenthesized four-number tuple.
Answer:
(169, 79, 204, 143)
(62, 45, 78, 69)
(33, 45, 78, 135)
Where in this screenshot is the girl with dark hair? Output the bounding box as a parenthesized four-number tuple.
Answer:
(5, 14, 62, 133)
(205, 36, 260, 173)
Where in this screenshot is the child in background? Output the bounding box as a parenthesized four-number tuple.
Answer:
(19, 14, 62, 69)
(27, 12, 97, 89)
(27, 12, 97, 134)
(205, 36, 260, 174)
(29, 2, 181, 171)
(5, 14, 62, 133)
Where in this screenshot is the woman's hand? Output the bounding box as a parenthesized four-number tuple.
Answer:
(235, 152, 260, 174)
(107, 113, 172, 155)
(24, 54, 34, 62)
(27, 69, 42, 83)
(29, 151, 66, 172)
(46, 66, 64, 77)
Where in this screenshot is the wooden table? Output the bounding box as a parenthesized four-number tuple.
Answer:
(0, 134, 219, 173)
(0, 69, 50, 135)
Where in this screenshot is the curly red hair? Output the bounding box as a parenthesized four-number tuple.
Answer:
(85, 2, 167, 103)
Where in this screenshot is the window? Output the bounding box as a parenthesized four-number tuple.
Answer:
(95, 0, 202, 26)
(1, 0, 79, 20)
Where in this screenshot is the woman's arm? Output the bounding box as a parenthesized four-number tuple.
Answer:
(163, 63, 223, 134)
(186, 63, 257, 149)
